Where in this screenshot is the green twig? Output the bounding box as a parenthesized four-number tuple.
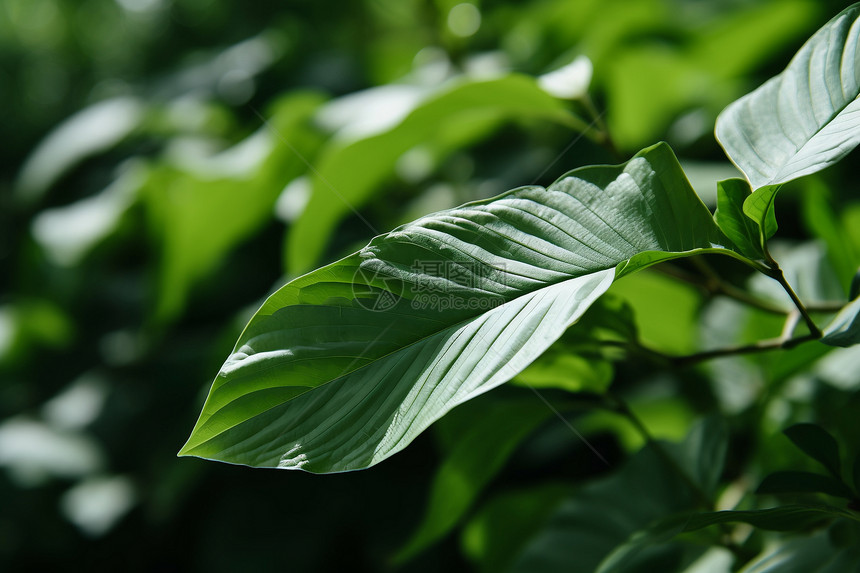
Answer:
(601, 306, 819, 367)
(655, 262, 787, 316)
(765, 265, 822, 338)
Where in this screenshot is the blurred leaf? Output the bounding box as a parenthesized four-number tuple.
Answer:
(716, 4, 860, 190)
(664, 504, 856, 535)
(395, 399, 553, 563)
(820, 296, 860, 348)
(145, 92, 326, 322)
(15, 97, 146, 204)
(854, 455, 860, 497)
(179, 143, 743, 473)
(802, 182, 860, 295)
(513, 352, 613, 394)
(461, 484, 571, 573)
(598, 505, 858, 573)
(714, 178, 765, 259)
(31, 162, 145, 267)
(287, 74, 582, 274)
(757, 471, 855, 500)
(474, 421, 719, 573)
(742, 528, 860, 573)
(676, 416, 728, 499)
(607, 0, 816, 149)
(783, 423, 842, 478)
(608, 270, 702, 355)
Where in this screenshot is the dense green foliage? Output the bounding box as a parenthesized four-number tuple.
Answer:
(3, 1, 860, 571)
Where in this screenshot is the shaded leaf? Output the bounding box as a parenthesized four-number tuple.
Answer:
(496, 420, 721, 573)
(743, 528, 860, 573)
(461, 484, 571, 573)
(783, 424, 842, 478)
(676, 416, 728, 499)
(668, 504, 856, 534)
(394, 399, 553, 563)
(179, 143, 743, 473)
(854, 454, 860, 497)
(757, 471, 855, 500)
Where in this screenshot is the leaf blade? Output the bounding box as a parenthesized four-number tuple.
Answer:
(180, 143, 742, 473)
(716, 4, 860, 190)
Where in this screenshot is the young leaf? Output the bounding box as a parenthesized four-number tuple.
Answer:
(742, 183, 780, 244)
(179, 143, 743, 473)
(714, 178, 765, 259)
(394, 399, 553, 563)
(783, 423, 843, 478)
(716, 4, 860, 191)
(757, 471, 855, 500)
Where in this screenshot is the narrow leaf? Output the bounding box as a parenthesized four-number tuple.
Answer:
(179, 143, 743, 473)
(757, 471, 855, 500)
(716, 3, 860, 190)
(663, 504, 857, 534)
(783, 423, 843, 478)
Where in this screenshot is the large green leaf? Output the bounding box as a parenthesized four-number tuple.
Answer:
(179, 143, 742, 473)
(716, 4, 860, 191)
(286, 74, 583, 274)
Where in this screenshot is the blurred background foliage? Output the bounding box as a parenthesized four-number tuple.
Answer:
(2, 0, 860, 570)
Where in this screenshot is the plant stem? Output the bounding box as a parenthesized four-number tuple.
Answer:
(766, 265, 822, 338)
(601, 311, 818, 367)
(655, 262, 787, 316)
